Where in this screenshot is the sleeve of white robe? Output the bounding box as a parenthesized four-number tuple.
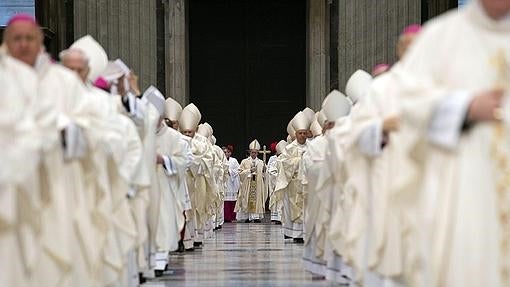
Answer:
(161, 128, 190, 179)
(229, 158, 241, 192)
(180, 138, 194, 169)
(427, 91, 473, 149)
(395, 22, 463, 132)
(117, 116, 143, 182)
(358, 121, 384, 157)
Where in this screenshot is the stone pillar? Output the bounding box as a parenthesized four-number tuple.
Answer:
(307, 0, 329, 111)
(337, 0, 421, 90)
(73, 0, 157, 91)
(164, 0, 188, 105)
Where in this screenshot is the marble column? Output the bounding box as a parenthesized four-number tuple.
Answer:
(164, 0, 188, 106)
(307, 0, 330, 111)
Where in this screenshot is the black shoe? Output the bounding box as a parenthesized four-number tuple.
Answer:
(194, 241, 203, 248)
(244, 219, 251, 223)
(155, 269, 164, 277)
(217, 225, 222, 229)
(177, 240, 185, 253)
(185, 247, 195, 252)
(253, 219, 262, 223)
(293, 238, 304, 244)
(139, 273, 146, 284)
(284, 235, 292, 239)
(274, 221, 282, 225)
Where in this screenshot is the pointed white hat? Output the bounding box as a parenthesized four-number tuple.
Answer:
(165, 97, 182, 121)
(322, 90, 352, 122)
(186, 103, 202, 123)
(197, 124, 211, 138)
(310, 118, 322, 137)
(180, 104, 200, 131)
(249, 139, 261, 150)
(287, 120, 296, 138)
(302, 107, 315, 122)
(345, 69, 372, 104)
(317, 110, 327, 128)
(291, 111, 311, 131)
(143, 86, 165, 117)
(70, 35, 108, 82)
(203, 122, 214, 135)
(276, 140, 287, 155)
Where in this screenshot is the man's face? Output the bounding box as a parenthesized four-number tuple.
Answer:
(62, 52, 89, 83)
(296, 130, 308, 144)
(250, 150, 258, 159)
(117, 75, 127, 96)
(181, 129, 195, 138)
(481, 0, 510, 19)
(4, 21, 42, 66)
(372, 65, 390, 77)
(223, 148, 232, 158)
(397, 34, 418, 59)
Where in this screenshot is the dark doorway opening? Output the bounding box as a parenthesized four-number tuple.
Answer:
(189, 0, 306, 160)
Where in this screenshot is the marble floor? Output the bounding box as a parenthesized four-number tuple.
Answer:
(143, 222, 337, 287)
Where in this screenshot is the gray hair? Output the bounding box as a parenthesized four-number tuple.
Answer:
(59, 48, 90, 65)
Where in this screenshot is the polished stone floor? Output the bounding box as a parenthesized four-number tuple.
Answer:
(143, 222, 336, 287)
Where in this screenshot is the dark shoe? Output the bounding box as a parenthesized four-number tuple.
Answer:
(194, 241, 203, 248)
(293, 238, 304, 244)
(154, 269, 164, 277)
(253, 219, 262, 223)
(284, 235, 292, 239)
(139, 273, 146, 284)
(274, 221, 282, 225)
(177, 240, 185, 253)
(217, 225, 222, 229)
(185, 247, 195, 252)
(244, 219, 251, 223)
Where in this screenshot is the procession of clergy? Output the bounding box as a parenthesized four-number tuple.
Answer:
(3, 0, 510, 286)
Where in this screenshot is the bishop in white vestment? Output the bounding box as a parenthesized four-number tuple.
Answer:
(394, 1, 510, 285)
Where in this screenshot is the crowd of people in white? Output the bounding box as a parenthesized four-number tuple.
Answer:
(3, 0, 510, 286)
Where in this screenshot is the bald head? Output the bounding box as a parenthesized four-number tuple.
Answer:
(60, 49, 90, 83)
(397, 25, 421, 59)
(3, 18, 43, 66)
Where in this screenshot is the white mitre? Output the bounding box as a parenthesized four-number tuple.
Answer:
(165, 97, 183, 121)
(249, 139, 261, 151)
(322, 90, 352, 122)
(287, 120, 296, 139)
(310, 118, 322, 137)
(70, 35, 108, 81)
(317, 110, 327, 128)
(345, 69, 372, 104)
(302, 107, 315, 122)
(291, 111, 311, 131)
(197, 124, 211, 138)
(276, 140, 287, 155)
(180, 104, 201, 131)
